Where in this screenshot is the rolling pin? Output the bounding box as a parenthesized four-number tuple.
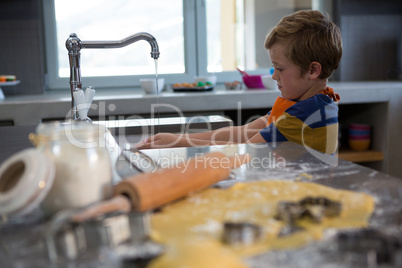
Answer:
(114, 151, 250, 212)
(71, 152, 250, 222)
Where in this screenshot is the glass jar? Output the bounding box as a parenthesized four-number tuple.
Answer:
(30, 121, 113, 215)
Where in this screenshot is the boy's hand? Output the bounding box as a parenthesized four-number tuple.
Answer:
(135, 133, 183, 149)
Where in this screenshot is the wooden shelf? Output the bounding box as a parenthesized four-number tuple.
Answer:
(337, 149, 384, 163)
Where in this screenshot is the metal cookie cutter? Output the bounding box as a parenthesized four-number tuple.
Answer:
(44, 222, 87, 263)
(275, 201, 306, 236)
(275, 196, 342, 236)
(82, 211, 131, 249)
(275, 201, 306, 224)
(337, 229, 402, 266)
(298, 196, 342, 222)
(105, 212, 164, 268)
(39, 209, 89, 263)
(108, 240, 164, 268)
(127, 211, 151, 244)
(222, 222, 263, 246)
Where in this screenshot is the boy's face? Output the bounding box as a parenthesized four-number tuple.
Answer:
(268, 43, 311, 100)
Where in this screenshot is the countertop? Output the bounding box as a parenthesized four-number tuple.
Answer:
(1, 140, 402, 267)
(1, 81, 402, 126)
(2, 81, 402, 178)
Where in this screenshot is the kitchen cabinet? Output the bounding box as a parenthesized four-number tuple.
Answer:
(337, 102, 388, 171)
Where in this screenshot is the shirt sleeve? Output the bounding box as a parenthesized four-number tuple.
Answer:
(259, 122, 289, 143)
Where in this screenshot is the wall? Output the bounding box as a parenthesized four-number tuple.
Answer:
(253, 0, 402, 81)
(254, 0, 295, 70)
(338, 0, 402, 81)
(0, 0, 45, 96)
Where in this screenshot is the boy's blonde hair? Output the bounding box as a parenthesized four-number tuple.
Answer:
(265, 10, 342, 79)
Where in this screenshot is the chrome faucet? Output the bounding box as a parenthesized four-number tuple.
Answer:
(65, 32, 160, 120)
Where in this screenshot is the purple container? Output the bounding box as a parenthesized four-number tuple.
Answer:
(242, 75, 265, 89)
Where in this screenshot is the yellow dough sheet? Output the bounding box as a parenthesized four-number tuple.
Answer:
(148, 180, 375, 268)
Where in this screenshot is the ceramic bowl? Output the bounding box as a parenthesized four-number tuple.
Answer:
(140, 78, 164, 94)
(261, 75, 277, 90)
(242, 75, 265, 89)
(224, 81, 242, 90)
(349, 139, 370, 151)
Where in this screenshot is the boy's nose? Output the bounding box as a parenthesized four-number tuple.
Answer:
(272, 70, 278, 81)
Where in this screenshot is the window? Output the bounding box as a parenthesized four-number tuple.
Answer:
(43, 0, 329, 90)
(44, 0, 193, 89)
(54, 0, 184, 77)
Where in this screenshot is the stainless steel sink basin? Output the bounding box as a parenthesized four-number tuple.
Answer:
(98, 115, 233, 136)
(96, 115, 234, 182)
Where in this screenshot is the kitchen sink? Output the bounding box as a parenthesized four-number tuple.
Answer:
(96, 115, 234, 182)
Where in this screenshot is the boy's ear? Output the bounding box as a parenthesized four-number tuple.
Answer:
(309, 61, 322, 79)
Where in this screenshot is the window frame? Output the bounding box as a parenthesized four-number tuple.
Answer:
(42, 0, 274, 91)
(43, 0, 204, 90)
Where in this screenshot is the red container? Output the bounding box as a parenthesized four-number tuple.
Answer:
(349, 124, 371, 131)
(349, 134, 371, 140)
(242, 75, 265, 89)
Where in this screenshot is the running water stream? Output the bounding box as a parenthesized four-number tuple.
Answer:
(154, 58, 162, 163)
(154, 59, 160, 135)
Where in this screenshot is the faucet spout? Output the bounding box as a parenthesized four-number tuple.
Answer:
(65, 32, 160, 120)
(81, 32, 160, 59)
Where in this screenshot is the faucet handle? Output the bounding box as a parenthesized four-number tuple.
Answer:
(73, 88, 87, 120)
(85, 86, 95, 106)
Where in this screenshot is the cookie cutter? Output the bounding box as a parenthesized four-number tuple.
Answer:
(275, 196, 342, 236)
(222, 222, 263, 245)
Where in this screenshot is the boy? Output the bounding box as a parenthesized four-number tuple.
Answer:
(136, 10, 342, 154)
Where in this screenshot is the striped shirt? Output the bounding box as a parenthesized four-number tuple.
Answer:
(260, 88, 339, 154)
